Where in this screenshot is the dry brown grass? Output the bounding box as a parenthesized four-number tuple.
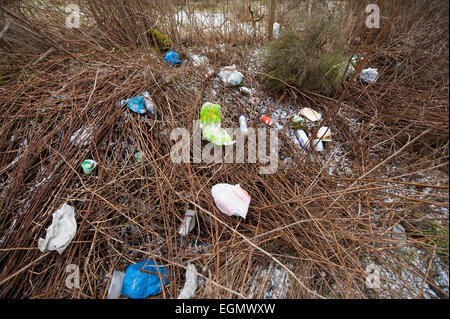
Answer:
(0, 0, 448, 299)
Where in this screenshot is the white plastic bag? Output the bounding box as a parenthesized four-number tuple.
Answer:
(178, 263, 198, 299)
(211, 184, 251, 219)
(38, 203, 77, 254)
(359, 68, 379, 83)
(218, 65, 243, 87)
(192, 55, 209, 66)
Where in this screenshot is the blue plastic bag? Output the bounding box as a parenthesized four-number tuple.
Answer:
(124, 95, 146, 114)
(121, 259, 169, 299)
(165, 50, 182, 66)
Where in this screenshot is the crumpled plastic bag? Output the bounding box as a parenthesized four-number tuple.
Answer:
(120, 91, 155, 115)
(218, 65, 243, 87)
(121, 259, 169, 299)
(178, 263, 198, 299)
(38, 203, 77, 254)
(191, 55, 209, 66)
(165, 50, 182, 66)
(211, 184, 251, 219)
(202, 126, 235, 146)
(359, 68, 379, 83)
(200, 102, 222, 128)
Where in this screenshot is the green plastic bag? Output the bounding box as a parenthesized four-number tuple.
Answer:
(202, 126, 235, 146)
(200, 102, 221, 128)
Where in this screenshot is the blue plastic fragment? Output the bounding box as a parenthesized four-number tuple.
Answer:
(125, 95, 146, 114)
(164, 50, 182, 66)
(121, 259, 169, 299)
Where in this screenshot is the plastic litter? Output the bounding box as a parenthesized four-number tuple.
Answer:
(134, 152, 142, 164)
(165, 50, 182, 66)
(218, 65, 243, 87)
(273, 22, 280, 38)
(316, 127, 332, 141)
(239, 114, 248, 135)
(294, 129, 309, 149)
(81, 159, 97, 175)
(38, 203, 77, 254)
(359, 68, 379, 83)
(202, 126, 235, 146)
(121, 259, 169, 299)
(299, 107, 322, 122)
(192, 55, 209, 66)
(211, 184, 251, 219)
(178, 263, 198, 299)
(107, 270, 126, 299)
(119, 91, 155, 115)
(261, 115, 272, 126)
(200, 102, 221, 128)
(202, 69, 215, 80)
(178, 209, 196, 236)
(200, 102, 235, 146)
(142, 91, 156, 115)
(239, 87, 252, 95)
(313, 139, 324, 152)
(120, 95, 146, 114)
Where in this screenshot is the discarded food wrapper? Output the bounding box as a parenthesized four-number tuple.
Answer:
(299, 108, 322, 122)
(178, 263, 197, 299)
(178, 209, 196, 236)
(107, 270, 126, 299)
(192, 55, 209, 66)
(294, 129, 309, 149)
(218, 65, 243, 87)
(316, 127, 332, 141)
(211, 183, 251, 219)
(200, 102, 222, 128)
(359, 68, 379, 83)
(261, 115, 272, 126)
(165, 50, 182, 66)
(38, 203, 77, 254)
(81, 159, 97, 175)
(239, 114, 248, 135)
(202, 126, 235, 146)
(239, 87, 252, 95)
(121, 259, 169, 299)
